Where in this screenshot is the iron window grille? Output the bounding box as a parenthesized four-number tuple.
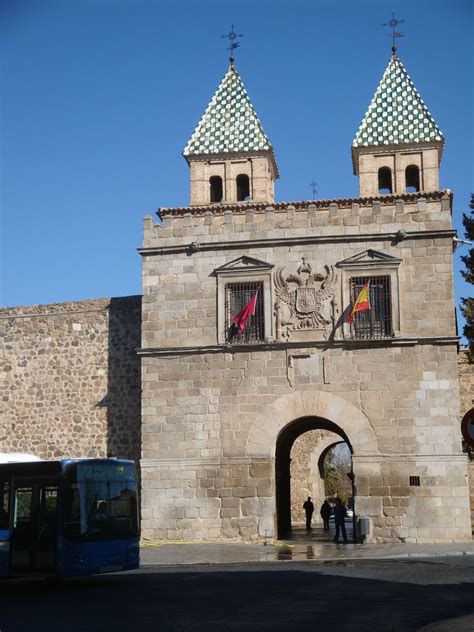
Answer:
(225, 281, 264, 344)
(350, 275, 393, 340)
(409, 476, 421, 487)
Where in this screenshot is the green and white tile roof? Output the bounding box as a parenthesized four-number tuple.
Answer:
(183, 65, 274, 156)
(353, 55, 444, 147)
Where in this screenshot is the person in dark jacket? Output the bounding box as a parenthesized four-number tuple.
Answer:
(333, 497, 348, 543)
(302, 497, 314, 530)
(320, 499, 332, 531)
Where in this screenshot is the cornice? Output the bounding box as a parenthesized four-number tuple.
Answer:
(137, 336, 459, 357)
(138, 228, 456, 257)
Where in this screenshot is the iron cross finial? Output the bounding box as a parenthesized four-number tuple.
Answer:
(221, 24, 244, 64)
(310, 180, 318, 200)
(383, 12, 405, 54)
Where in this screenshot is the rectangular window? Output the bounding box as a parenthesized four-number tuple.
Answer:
(13, 487, 33, 528)
(225, 281, 264, 343)
(350, 275, 392, 339)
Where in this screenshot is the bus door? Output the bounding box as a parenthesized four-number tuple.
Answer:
(0, 480, 10, 577)
(10, 479, 59, 574)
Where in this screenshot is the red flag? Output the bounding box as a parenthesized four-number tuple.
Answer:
(347, 282, 370, 324)
(230, 289, 259, 336)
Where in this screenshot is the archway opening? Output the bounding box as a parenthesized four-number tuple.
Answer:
(378, 167, 393, 194)
(405, 165, 420, 192)
(236, 174, 250, 201)
(209, 176, 223, 203)
(276, 416, 355, 540)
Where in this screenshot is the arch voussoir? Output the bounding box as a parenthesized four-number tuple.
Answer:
(246, 391, 379, 457)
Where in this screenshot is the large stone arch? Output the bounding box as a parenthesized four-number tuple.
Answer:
(246, 391, 380, 457)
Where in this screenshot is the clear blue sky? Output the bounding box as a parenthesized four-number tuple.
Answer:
(1, 0, 472, 336)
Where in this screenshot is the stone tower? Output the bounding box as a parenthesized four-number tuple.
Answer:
(183, 63, 279, 206)
(352, 54, 444, 197)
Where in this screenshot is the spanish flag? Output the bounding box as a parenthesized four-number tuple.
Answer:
(347, 282, 371, 324)
(229, 289, 259, 337)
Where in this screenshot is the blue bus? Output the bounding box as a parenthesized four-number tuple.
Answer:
(0, 458, 140, 578)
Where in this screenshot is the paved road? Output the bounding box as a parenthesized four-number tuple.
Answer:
(1, 558, 474, 631)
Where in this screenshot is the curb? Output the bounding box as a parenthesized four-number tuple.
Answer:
(139, 549, 474, 568)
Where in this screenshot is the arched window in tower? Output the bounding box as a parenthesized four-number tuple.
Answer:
(236, 174, 250, 201)
(209, 176, 223, 203)
(378, 167, 393, 194)
(405, 165, 420, 192)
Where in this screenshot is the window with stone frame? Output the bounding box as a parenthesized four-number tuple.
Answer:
(225, 281, 264, 343)
(214, 256, 274, 346)
(338, 250, 401, 341)
(349, 275, 393, 339)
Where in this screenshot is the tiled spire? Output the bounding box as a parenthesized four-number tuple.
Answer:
(183, 64, 275, 157)
(353, 55, 444, 148)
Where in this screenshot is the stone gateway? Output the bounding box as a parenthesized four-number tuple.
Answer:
(138, 53, 471, 544)
(2, 50, 473, 544)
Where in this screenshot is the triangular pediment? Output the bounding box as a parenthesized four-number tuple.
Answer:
(337, 249, 402, 268)
(214, 256, 274, 274)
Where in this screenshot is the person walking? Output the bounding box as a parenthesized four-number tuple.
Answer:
(333, 497, 348, 543)
(302, 496, 314, 530)
(320, 499, 331, 531)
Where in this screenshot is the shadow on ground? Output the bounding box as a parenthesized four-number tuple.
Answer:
(0, 563, 473, 632)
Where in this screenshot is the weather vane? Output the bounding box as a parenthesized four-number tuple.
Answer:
(310, 180, 318, 200)
(383, 12, 404, 54)
(221, 24, 243, 64)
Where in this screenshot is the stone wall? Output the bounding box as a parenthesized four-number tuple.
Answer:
(290, 430, 339, 524)
(458, 347, 474, 531)
(139, 191, 471, 543)
(141, 192, 456, 350)
(1, 296, 141, 462)
(458, 347, 473, 419)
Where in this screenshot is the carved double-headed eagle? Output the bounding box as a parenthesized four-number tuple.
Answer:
(274, 259, 338, 331)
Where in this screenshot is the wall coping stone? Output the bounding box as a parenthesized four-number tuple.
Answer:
(157, 189, 452, 217)
(0, 295, 141, 319)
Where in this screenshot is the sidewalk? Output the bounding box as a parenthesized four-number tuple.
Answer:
(140, 536, 474, 567)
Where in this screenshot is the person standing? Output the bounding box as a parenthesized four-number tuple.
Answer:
(333, 497, 348, 543)
(320, 499, 331, 531)
(302, 497, 314, 530)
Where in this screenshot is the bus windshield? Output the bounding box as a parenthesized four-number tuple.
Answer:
(63, 461, 138, 541)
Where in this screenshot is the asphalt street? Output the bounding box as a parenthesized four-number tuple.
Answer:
(1, 558, 474, 631)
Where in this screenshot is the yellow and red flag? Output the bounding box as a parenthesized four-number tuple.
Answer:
(347, 282, 371, 324)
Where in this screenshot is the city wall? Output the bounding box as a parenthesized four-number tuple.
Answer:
(1, 296, 141, 462)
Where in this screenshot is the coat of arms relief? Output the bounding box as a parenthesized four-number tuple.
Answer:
(274, 258, 339, 341)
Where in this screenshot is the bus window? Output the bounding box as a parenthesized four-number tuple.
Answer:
(37, 486, 58, 570)
(63, 462, 138, 541)
(64, 484, 81, 538)
(0, 482, 9, 529)
(12, 486, 34, 570)
(14, 487, 33, 528)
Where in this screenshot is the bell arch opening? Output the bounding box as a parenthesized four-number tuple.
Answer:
(276, 416, 354, 539)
